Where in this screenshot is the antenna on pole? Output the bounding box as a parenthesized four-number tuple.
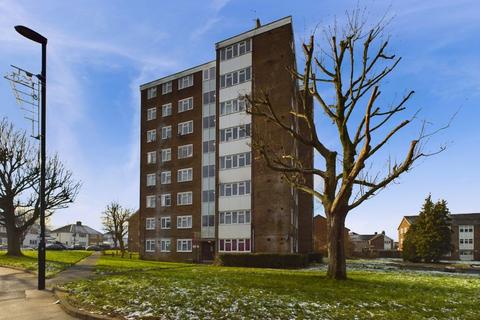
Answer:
(4, 65, 41, 140)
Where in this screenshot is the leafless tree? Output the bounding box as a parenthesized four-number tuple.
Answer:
(247, 11, 446, 279)
(0, 118, 81, 256)
(102, 202, 131, 257)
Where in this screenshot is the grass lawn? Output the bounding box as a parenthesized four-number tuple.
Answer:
(60, 255, 480, 319)
(0, 250, 92, 277)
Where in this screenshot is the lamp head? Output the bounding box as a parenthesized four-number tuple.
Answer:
(15, 25, 47, 45)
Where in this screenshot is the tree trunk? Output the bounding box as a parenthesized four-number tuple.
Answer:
(119, 236, 125, 258)
(6, 219, 22, 256)
(327, 212, 347, 280)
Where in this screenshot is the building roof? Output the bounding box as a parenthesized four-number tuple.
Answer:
(401, 213, 480, 226)
(350, 234, 377, 241)
(51, 222, 102, 235)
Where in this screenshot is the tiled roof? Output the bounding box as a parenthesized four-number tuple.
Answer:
(402, 213, 480, 225)
(51, 223, 102, 235)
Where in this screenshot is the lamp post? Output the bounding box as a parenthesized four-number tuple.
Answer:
(14, 25, 47, 290)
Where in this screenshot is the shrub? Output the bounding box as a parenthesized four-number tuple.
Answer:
(216, 253, 308, 269)
(307, 252, 323, 263)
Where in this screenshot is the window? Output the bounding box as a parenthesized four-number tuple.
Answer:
(147, 151, 156, 164)
(202, 190, 215, 202)
(219, 238, 251, 252)
(145, 239, 156, 252)
(203, 91, 215, 105)
(203, 67, 216, 81)
(220, 97, 247, 116)
(202, 165, 215, 178)
(162, 103, 172, 117)
(177, 168, 193, 182)
(220, 67, 252, 89)
(160, 194, 171, 207)
(162, 81, 172, 95)
(161, 126, 172, 139)
(178, 144, 193, 159)
(203, 115, 216, 129)
(146, 129, 156, 143)
(145, 218, 156, 230)
(160, 239, 171, 252)
(177, 215, 192, 229)
(220, 152, 251, 170)
(219, 210, 251, 225)
(219, 181, 251, 196)
(161, 148, 171, 162)
(202, 215, 215, 227)
(147, 107, 157, 121)
(146, 195, 156, 208)
(178, 97, 194, 113)
(147, 87, 157, 99)
(160, 171, 171, 184)
(178, 121, 193, 135)
(146, 173, 156, 186)
(177, 191, 193, 205)
(219, 124, 251, 142)
(177, 239, 192, 252)
(178, 75, 194, 90)
(160, 216, 171, 229)
(203, 140, 215, 153)
(220, 39, 251, 61)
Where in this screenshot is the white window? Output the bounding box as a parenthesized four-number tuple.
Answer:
(178, 97, 193, 113)
(147, 87, 157, 99)
(160, 194, 171, 207)
(161, 81, 172, 95)
(219, 124, 251, 142)
(220, 152, 251, 170)
(160, 239, 171, 252)
(146, 173, 156, 186)
(146, 195, 156, 208)
(146, 129, 156, 143)
(219, 181, 251, 196)
(203, 67, 216, 81)
(178, 144, 193, 159)
(177, 168, 193, 182)
(161, 148, 171, 162)
(220, 97, 247, 116)
(161, 126, 172, 139)
(160, 217, 171, 229)
(147, 151, 156, 164)
(177, 215, 192, 229)
(177, 191, 193, 205)
(219, 238, 251, 252)
(147, 107, 157, 121)
(160, 171, 171, 184)
(219, 210, 251, 225)
(145, 239, 155, 252)
(178, 75, 194, 90)
(145, 218, 156, 230)
(220, 39, 251, 61)
(162, 103, 172, 117)
(178, 121, 193, 135)
(177, 239, 192, 252)
(220, 67, 251, 89)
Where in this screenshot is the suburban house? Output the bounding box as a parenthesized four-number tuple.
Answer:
(103, 231, 128, 248)
(398, 213, 480, 261)
(0, 223, 53, 248)
(128, 211, 140, 252)
(139, 16, 313, 262)
(51, 221, 103, 247)
(0, 225, 6, 247)
(349, 231, 395, 254)
(313, 215, 351, 254)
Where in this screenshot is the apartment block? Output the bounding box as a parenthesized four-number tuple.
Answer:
(139, 16, 313, 262)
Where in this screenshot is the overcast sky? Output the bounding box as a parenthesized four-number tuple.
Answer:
(1, 0, 479, 240)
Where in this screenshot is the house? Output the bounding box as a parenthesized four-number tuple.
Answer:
(350, 231, 395, 253)
(398, 213, 480, 261)
(0, 223, 53, 248)
(0, 225, 6, 247)
(139, 16, 313, 262)
(51, 221, 103, 247)
(103, 231, 128, 248)
(128, 211, 140, 252)
(313, 215, 351, 254)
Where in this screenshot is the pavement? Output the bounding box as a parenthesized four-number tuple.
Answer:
(0, 252, 101, 320)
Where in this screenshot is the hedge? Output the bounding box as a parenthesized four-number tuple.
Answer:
(216, 253, 309, 269)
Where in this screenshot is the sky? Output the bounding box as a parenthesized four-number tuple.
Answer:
(0, 0, 479, 240)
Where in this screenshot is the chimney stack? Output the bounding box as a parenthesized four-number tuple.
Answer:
(255, 18, 261, 28)
(76, 221, 82, 226)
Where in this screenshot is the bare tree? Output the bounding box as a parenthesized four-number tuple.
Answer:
(0, 118, 80, 256)
(247, 12, 445, 279)
(102, 202, 131, 257)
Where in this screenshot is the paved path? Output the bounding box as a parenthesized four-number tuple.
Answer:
(0, 252, 100, 320)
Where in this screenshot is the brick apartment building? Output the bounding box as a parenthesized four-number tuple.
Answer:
(398, 213, 480, 261)
(139, 16, 313, 262)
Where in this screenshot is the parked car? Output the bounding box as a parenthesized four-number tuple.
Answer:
(99, 243, 111, 250)
(86, 245, 101, 251)
(46, 243, 65, 250)
(69, 244, 86, 250)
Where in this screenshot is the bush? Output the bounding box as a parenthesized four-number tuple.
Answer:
(307, 252, 323, 263)
(216, 253, 308, 269)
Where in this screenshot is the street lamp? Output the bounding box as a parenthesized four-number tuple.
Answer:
(15, 25, 47, 291)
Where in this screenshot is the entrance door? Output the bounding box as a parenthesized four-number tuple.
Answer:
(201, 241, 215, 261)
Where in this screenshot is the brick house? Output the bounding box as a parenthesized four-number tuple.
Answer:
(398, 213, 480, 261)
(313, 215, 350, 254)
(350, 231, 394, 253)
